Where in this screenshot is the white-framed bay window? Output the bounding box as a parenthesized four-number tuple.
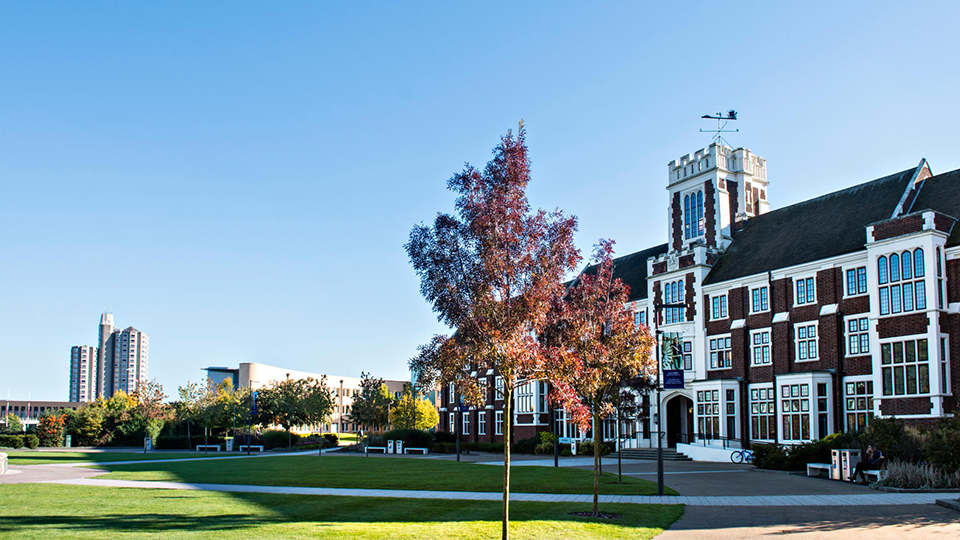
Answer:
(749, 384, 776, 441)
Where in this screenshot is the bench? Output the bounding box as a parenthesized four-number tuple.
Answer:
(196, 445, 221, 452)
(239, 445, 264, 452)
(404, 447, 429, 455)
(364, 446, 387, 454)
(806, 462, 833, 478)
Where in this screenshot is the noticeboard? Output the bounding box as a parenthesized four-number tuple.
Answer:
(663, 369, 684, 389)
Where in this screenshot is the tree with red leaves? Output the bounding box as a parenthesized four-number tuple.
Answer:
(407, 122, 579, 540)
(542, 239, 657, 514)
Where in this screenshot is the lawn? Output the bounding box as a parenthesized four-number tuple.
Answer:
(97, 454, 677, 495)
(0, 484, 683, 540)
(3, 451, 251, 465)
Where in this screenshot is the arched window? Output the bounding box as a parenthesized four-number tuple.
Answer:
(878, 256, 888, 284)
(914, 249, 925, 277)
(684, 195, 691, 239)
(697, 191, 704, 236)
(890, 253, 900, 282)
(902, 251, 912, 280)
(678, 279, 685, 302)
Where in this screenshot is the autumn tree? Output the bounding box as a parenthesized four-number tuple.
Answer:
(542, 239, 657, 514)
(131, 379, 171, 444)
(389, 386, 439, 431)
(177, 380, 204, 444)
(256, 377, 334, 448)
(407, 123, 579, 540)
(349, 372, 394, 432)
(3, 413, 23, 434)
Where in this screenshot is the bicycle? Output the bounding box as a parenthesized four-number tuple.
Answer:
(730, 448, 754, 464)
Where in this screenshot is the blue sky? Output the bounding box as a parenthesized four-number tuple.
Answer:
(2, 1, 959, 401)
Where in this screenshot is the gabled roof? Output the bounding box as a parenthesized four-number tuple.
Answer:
(570, 243, 669, 302)
(704, 165, 920, 285)
(908, 168, 960, 246)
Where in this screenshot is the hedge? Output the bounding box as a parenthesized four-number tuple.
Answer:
(0, 435, 24, 449)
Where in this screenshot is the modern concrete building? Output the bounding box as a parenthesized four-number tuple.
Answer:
(111, 326, 149, 396)
(71, 313, 149, 401)
(68, 345, 97, 402)
(204, 362, 409, 433)
(1, 399, 84, 431)
(438, 142, 960, 454)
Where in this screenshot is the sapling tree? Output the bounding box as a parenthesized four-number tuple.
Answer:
(407, 123, 579, 540)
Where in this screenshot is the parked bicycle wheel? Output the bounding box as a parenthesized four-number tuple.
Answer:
(730, 450, 744, 463)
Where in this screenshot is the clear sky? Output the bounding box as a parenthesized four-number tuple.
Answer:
(2, 1, 959, 401)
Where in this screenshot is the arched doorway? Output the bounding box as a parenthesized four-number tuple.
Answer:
(665, 394, 694, 448)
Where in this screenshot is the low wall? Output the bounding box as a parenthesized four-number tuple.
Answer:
(677, 443, 738, 463)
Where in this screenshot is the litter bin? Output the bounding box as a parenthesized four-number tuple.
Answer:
(831, 449, 861, 481)
(225, 437, 234, 452)
(387, 440, 395, 454)
(396, 440, 404, 454)
(65, 435, 72, 448)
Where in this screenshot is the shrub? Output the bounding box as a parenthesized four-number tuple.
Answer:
(876, 460, 960, 489)
(476, 442, 505, 453)
(752, 443, 788, 470)
(0, 434, 23, 449)
(864, 417, 925, 464)
(560, 448, 572, 457)
(534, 442, 553, 455)
(925, 416, 960, 473)
(511, 436, 539, 454)
(323, 433, 339, 446)
(36, 414, 67, 447)
(433, 432, 456, 444)
(433, 442, 456, 453)
(383, 428, 433, 449)
(577, 440, 613, 456)
(262, 429, 300, 449)
(22, 434, 39, 449)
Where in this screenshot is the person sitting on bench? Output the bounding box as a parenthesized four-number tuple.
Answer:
(851, 444, 884, 484)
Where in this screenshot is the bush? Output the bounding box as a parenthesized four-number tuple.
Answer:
(560, 448, 572, 457)
(475, 442, 505, 453)
(511, 436, 539, 455)
(752, 443, 788, 470)
(0, 434, 23, 449)
(262, 429, 301, 449)
(323, 433, 339, 446)
(383, 428, 433, 449)
(433, 432, 456, 444)
(577, 440, 613, 456)
(925, 416, 960, 473)
(876, 460, 960, 489)
(864, 417, 925, 464)
(22, 434, 39, 449)
(433, 442, 456, 453)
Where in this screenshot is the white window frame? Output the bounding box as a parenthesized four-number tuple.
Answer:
(449, 413, 455, 432)
(750, 286, 769, 313)
(845, 266, 868, 297)
(478, 411, 486, 435)
(748, 384, 776, 441)
(779, 382, 812, 442)
(495, 376, 504, 399)
(708, 334, 732, 370)
(879, 337, 931, 397)
(794, 321, 819, 362)
(495, 411, 504, 435)
(711, 294, 728, 321)
(844, 315, 870, 358)
(750, 328, 771, 366)
(794, 275, 816, 306)
(462, 410, 470, 435)
(842, 376, 873, 432)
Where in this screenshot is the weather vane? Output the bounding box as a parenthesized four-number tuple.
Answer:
(700, 110, 738, 146)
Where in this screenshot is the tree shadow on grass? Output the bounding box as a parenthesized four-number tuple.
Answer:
(0, 513, 270, 534)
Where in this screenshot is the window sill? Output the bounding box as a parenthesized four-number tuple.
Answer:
(708, 366, 733, 371)
(750, 362, 773, 367)
(794, 359, 820, 363)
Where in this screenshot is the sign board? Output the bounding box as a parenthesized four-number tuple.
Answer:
(571, 440, 577, 456)
(663, 369, 684, 389)
(251, 391, 258, 416)
(459, 405, 470, 413)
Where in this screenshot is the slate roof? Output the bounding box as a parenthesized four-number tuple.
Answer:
(703, 165, 919, 285)
(570, 243, 669, 302)
(908, 168, 960, 246)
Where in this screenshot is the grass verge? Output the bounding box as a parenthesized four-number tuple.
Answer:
(3, 451, 250, 465)
(0, 484, 683, 540)
(96, 454, 677, 495)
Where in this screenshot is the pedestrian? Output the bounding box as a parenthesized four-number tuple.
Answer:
(851, 444, 884, 484)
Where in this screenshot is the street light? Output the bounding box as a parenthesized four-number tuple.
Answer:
(653, 301, 686, 497)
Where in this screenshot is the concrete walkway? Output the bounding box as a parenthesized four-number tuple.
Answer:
(43, 477, 950, 507)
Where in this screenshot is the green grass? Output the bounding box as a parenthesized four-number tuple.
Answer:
(334, 432, 359, 444)
(0, 484, 683, 540)
(97, 454, 677, 495)
(4, 451, 251, 465)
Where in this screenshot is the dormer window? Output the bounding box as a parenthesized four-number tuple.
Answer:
(684, 190, 704, 239)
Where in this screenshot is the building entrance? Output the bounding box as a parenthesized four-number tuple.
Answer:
(665, 395, 694, 448)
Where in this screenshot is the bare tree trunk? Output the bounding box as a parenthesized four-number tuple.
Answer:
(593, 408, 600, 514)
(186, 420, 191, 450)
(502, 385, 513, 540)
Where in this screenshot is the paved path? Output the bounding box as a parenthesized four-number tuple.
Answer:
(43, 477, 950, 507)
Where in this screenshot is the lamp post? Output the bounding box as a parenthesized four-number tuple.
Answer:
(653, 301, 687, 497)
